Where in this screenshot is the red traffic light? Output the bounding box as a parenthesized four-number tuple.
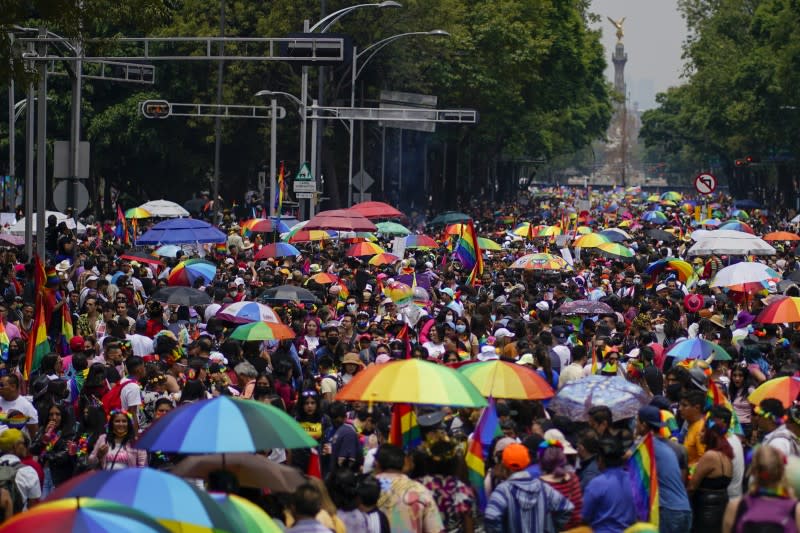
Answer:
(141, 100, 171, 119)
(735, 159, 745, 167)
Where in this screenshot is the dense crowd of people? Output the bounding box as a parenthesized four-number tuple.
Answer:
(0, 189, 800, 532)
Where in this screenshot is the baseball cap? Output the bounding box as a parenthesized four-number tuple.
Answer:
(69, 335, 85, 352)
(439, 287, 455, 298)
(543, 428, 578, 455)
(502, 443, 531, 472)
(638, 405, 666, 429)
(494, 328, 515, 339)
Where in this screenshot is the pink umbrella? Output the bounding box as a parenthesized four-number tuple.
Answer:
(0, 234, 24, 246)
(305, 209, 377, 232)
(349, 201, 404, 220)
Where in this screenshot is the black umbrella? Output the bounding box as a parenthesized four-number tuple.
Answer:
(646, 229, 676, 242)
(786, 271, 800, 282)
(151, 286, 212, 306)
(261, 285, 319, 304)
(428, 211, 472, 226)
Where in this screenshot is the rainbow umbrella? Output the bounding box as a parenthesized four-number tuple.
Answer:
(756, 296, 800, 324)
(576, 226, 593, 235)
(215, 301, 281, 324)
(287, 229, 333, 243)
(47, 469, 237, 531)
(645, 258, 695, 285)
(375, 221, 411, 236)
(599, 228, 631, 242)
(660, 200, 677, 207)
(574, 233, 611, 249)
(711, 262, 779, 293)
(477, 237, 502, 251)
(661, 191, 682, 201)
(642, 210, 668, 224)
(700, 218, 722, 228)
(730, 209, 750, 220)
(512, 222, 540, 238)
(307, 272, 339, 284)
(665, 338, 731, 361)
(445, 223, 469, 236)
(719, 220, 755, 234)
(242, 218, 290, 235)
(209, 493, 283, 533)
(763, 231, 800, 241)
(404, 235, 438, 249)
(124, 207, 152, 219)
(646, 194, 661, 202)
(346, 241, 385, 257)
(748, 376, 800, 408)
(536, 225, 562, 238)
(457, 360, 554, 400)
(229, 321, 296, 342)
(596, 242, 634, 260)
(369, 252, 401, 266)
(135, 396, 317, 453)
(167, 259, 217, 286)
(510, 253, 568, 271)
(254, 242, 300, 260)
(1, 497, 172, 533)
(335, 359, 487, 407)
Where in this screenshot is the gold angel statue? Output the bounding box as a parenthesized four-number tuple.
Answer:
(608, 16, 626, 42)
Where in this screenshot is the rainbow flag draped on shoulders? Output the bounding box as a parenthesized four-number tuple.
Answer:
(388, 403, 421, 450)
(465, 397, 502, 511)
(24, 255, 51, 379)
(0, 320, 9, 361)
(628, 432, 659, 528)
(706, 379, 743, 435)
(454, 220, 483, 285)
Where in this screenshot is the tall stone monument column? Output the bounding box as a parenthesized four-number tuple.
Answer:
(608, 17, 627, 102)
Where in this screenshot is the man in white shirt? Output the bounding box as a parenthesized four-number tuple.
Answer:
(121, 356, 146, 433)
(0, 428, 41, 510)
(0, 376, 37, 437)
(127, 319, 154, 357)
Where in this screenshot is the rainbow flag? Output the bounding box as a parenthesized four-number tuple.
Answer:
(59, 303, 74, 355)
(657, 409, 680, 440)
(24, 255, 50, 379)
(274, 161, 285, 214)
(0, 320, 8, 361)
(465, 397, 502, 510)
(628, 432, 659, 528)
(396, 323, 412, 359)
(388, 403, 421, 450)
(114, 204, 130, 245)
(705, 380, 743, 435)
(336, 281, 349, 310)
(453, 220, 483, 284)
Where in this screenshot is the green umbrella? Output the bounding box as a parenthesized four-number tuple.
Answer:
(230, 321, 296, 342)
(428, 211, 472, 226)
(210, 493, 284, 533)
(376, 221, 411, 236)
(478, 237, 502, 251)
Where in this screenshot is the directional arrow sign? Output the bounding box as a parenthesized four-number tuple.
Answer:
(694, 173, 717, 195)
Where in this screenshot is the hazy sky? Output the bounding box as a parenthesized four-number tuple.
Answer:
(590, 0, 687, 109)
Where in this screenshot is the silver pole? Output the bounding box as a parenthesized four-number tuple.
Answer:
(299, 19, 310, 221)
(211, 0, 225, 224)
(315, 0, 326, 210)
(36, 28, 47, 259)
(347, 45, 357, 207)
(8, 78, 14, 211)
(24, 81, 34, 259)
(309, 98, 318, 219)
(70, 44, 82, 216)
(358, 83, 365, 204)
(269, 98, 277, 218)
(380, 126, 385, 198)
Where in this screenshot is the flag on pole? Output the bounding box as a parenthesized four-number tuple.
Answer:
(388, 403, 422, 450)
(58, 302, 74, 355)
(0, 320, 9, 361)
(274, 162, 285, 214)
(628, 432, 659, 528)
(115, 204, 130, 245)
(24, 257, 50, 379)
(454, 220, 483, 285)
(465, 397, 502, 510)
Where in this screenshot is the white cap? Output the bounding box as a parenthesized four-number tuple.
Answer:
(494, 328, 515, 339)
(655, 283, 668, 292)
(478, 345, 499, 361)
(224, 258, 235, 265)
(543, 428, 578, 455)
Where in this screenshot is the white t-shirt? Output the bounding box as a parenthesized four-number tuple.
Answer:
(552, 345, 571, 368)
(727, 434, 745, 499)
(0, 396, 38, 426)
(120, 381, 143, 428)
(127, 333, 154, 357)
(0, 454, 41, 508)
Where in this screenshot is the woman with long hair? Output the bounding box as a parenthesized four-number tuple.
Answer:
(292, 390, 332, 474)
(688, 417, 734, 533)
(417, 439, 475, 533)
(722, 444, 800, 532)
(534, 345, 559, 390)
(31, 403, 77, 494)
(88, 410, 147, 470)
(538, 440, 583, 530)
(728, 365, 755, 439)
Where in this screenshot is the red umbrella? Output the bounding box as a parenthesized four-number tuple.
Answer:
(349, 201, 404, 220)
(305, 209, 377, 232)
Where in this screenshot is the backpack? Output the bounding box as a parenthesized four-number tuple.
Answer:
(734, 494, 799, 533)
(101, 379, 134, 417)
(0, 462, 26, 515)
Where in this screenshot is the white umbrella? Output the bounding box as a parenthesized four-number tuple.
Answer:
(711, 262, 780, 288)
(688, 230, 775, 256)
(8, 211, 87, 235)
(138, 199, 190, 218)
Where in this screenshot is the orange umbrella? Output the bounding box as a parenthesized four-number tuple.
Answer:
(763, 231, 800, 241)
(346, 242, 385, 257)
(308, 272, 339, 284)
(369, 253, 401, 266)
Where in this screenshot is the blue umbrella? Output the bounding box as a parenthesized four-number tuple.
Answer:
(136, 218, 226, 245)
(549, 375, 649, 421)
(134, 396, 316, 453)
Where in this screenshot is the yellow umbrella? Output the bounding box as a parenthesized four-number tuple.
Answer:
(576, 226, 593, 235)
(574, 233, 611, 248)
(477, 237, 502, 251)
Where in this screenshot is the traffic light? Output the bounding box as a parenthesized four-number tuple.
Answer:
(735, 159, 746, 167)
(745, 155, 760, 164)
(141, 100, 171, 119)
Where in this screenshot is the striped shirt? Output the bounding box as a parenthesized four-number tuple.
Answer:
(485, 471, 574, 533)
(543, 474, 583, 530)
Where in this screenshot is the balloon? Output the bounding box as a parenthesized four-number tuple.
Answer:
(412, 286, 429, 307)
(385, 281, 413, 307)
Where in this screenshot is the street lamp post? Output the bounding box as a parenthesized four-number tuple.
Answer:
(347, 30, 449, 206)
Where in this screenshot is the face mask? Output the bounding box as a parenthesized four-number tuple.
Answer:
(253, 386, 271, 397)
(654, 324, 665, 333)
(357, 321, 368, 329)
(328, 337, 339, 345)
(665, 382, 682, 402)
(347, 304, 357, 313)
(456, 325, 467, 334)
(446, 314, 454, 323)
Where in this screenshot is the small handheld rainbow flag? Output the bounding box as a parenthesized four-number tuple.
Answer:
(0, 320, 8, 361)
(454, 220, 483, 285)
(705, 380, 743, 435)
(628, 432, 659, 528)
(274, 161, 285, 214)
(465, 397, 502, 511)
(114, 204, 130, 245)
(59, 303, 74, 355)
(388, 403, 421, 450)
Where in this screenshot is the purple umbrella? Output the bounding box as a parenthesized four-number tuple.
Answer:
(556, 299, 614, 316)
